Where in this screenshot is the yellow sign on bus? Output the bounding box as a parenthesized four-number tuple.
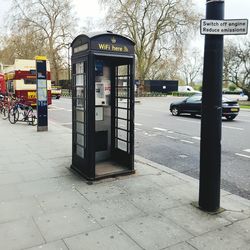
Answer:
(28, 91, 37, 99)
(35, 55, 47, 61)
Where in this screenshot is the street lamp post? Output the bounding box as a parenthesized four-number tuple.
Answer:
(199, 0, 224, 213)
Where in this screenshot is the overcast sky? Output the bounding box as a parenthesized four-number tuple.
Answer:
(1, 0, 250, 26)
(195, 0, 250, 19)
(73, 0, 250, 28)
(73, 0, 250, 23)
(0, 0, 249, 47)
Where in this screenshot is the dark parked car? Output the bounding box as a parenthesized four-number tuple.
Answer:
(169, 93, 240, 120)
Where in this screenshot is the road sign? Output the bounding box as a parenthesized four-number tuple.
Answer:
(200, 19, 248, 35)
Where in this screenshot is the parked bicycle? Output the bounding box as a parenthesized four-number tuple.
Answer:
(8, 97, 37, 126)
(0, 94, 14, 120)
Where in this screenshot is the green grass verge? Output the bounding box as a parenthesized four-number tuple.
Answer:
(239, 101, 250, 109)
(240, 105, 250, 109)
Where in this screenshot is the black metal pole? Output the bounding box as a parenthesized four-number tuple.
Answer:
(199, 0, 224, 212)
(68, 44, 71, 95)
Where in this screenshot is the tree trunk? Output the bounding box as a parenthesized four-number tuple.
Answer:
(138, 79, 145, 96)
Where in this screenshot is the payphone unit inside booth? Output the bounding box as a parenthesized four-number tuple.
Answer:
(71, 32, 135, 181)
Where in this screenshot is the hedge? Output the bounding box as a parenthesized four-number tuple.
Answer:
(171, 91, 197, 97)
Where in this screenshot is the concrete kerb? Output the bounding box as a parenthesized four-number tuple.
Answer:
(240, 108, 250, 112)
(134, 155, 250, 211)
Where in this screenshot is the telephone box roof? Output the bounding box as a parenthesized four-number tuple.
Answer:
(71, 31, 135, 47)
(71, 31, 135, 57)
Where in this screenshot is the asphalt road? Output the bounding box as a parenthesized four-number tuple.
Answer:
(49, 96, 250, 199)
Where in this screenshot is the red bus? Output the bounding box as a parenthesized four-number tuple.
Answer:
(4, 59, 52, 105)
(0, 73, 6, 94)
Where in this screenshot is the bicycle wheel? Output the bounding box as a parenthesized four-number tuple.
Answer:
(31, 115, 37, 126)
(27, 109, 37, 126)
(2, 107, 9, 120)
(8, 108, 19, 124)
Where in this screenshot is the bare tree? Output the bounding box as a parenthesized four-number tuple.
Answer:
(147, 54, 182, 80)
(9, 0, 76, 83)
(179, 49, 203, 86)
(224, 39, 250, 100)
(0, 27, 47, 64)
(100, 0, 200, 93)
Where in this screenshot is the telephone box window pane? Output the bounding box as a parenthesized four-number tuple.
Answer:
(117, 99, 128, 108)
(76, 62, 84, 74)
(117, 108, 127, 119)
(117, 129, 127, 141)
(76, 74, 83, 86)
(117, 86, 128, 97)
(76, 122, 84, 134)
(76, 98, 84, 108)
(76, 87, 84, 98)
(118, 65, 128, 75)
(117, 118, 129, 130)
(76, 145, 84, 158)
(76, 109, 84, 122)
(117, 139, 128, 152)
(77, 134, 84, 146)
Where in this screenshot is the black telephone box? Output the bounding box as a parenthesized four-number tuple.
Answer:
(71, 31, 135, 180)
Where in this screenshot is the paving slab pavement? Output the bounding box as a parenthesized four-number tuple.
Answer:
(0, 118, 250, 250)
